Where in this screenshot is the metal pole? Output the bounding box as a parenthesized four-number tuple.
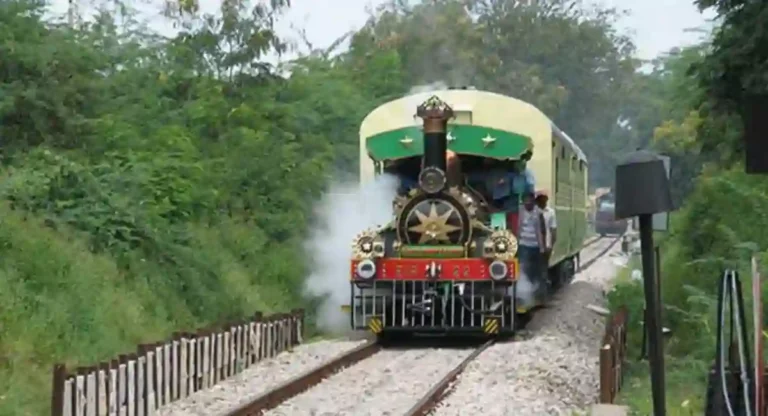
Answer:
(753, 257, 764, 416)
(67, 0, 74, 26)
(655, 244, 663, 340)
(639, 214, 666, 415)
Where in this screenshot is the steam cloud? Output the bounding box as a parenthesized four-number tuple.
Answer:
(408, 81, 449, 94)
(515, 269, 537, 310)
(303, 174, 400, 334)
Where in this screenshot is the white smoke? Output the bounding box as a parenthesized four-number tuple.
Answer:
(514, 269, 537, 310)
(303, 174, 400, 334)
(408, 81, 449, 94)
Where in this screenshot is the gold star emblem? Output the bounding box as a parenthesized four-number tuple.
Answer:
(408, 202, 461, 243)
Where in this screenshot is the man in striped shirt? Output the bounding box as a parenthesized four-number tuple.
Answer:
(517, 192, 547, 297)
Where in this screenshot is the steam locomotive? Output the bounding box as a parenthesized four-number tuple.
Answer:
(345, 89, 589, 337)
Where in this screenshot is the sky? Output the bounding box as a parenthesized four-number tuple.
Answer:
(48, 0, 717, 62)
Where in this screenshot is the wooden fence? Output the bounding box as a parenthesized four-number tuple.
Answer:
(599, 306, 629, 403)
(50, 309, 304, 416)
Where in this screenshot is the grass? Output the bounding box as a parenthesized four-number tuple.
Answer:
(609, 254, 709, 415)
(0, 204, 303, 416)
(618, 358, 708, 416)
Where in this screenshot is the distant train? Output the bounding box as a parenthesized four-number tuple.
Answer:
(593, 190, 627, 236)
(344, 88, 589, 337)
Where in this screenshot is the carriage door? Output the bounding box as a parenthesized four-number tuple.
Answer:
(552, 141, 562, 255)
(554, 143, 573, 256)
(569, 155, 576, 255)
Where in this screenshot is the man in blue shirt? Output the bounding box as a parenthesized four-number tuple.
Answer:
(476, 166, 534, 212)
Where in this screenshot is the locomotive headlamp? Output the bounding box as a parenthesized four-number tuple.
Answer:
(372, 239, 385, 257)
(352, 229, 379, 260)
(483, 230, 518, 261)
(489, 260, 508, 281)
(359, 237, 374, 253)
(418, 167, 447, 194)
(356, 259, 377, 280)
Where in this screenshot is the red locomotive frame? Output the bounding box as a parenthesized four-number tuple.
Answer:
(350, 258, 519, 281)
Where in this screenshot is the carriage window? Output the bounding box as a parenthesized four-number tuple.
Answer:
(561, 147, 565, 159)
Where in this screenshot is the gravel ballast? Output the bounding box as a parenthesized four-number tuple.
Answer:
(155, 339, 366, 416)
(156, 236, 628, 416)
(432, 237, 628, 416)
(264, 348, 472, 416)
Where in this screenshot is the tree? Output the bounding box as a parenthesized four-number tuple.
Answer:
(345, 0, 640, 186)
(0, 0, 659, 413)
(690, 0, 768, 165)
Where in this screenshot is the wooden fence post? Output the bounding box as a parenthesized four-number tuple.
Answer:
(297, 308, 305, 344)
(49, 308, 308, 415)
(600, 344, 613, 403)
(51, 364, 66, 416)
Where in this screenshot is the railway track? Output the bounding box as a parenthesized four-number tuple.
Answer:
(577, 234, 622, 273)
(222, 235, 621, 416)
(402, 339, 494, 416)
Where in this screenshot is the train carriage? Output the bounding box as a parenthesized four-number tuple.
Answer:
(347, 88, 589, 337)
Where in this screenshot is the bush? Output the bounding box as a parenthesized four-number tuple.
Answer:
(607, 169, 768, 415)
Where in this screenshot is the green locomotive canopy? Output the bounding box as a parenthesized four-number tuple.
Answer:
(365, 124, 534, 161)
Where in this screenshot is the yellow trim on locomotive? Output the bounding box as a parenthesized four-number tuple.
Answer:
(368, 317, 383, 334)
(483, 317, 500, 334)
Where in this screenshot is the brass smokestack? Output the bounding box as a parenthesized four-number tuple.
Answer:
(416, 96, 454, 173)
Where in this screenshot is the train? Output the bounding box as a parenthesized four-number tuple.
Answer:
(345, 88, 589, 337)
(593, 189, 627, 236)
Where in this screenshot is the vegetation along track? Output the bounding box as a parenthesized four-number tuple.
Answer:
(220, 235, 621, 416)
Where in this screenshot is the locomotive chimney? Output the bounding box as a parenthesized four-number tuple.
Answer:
(416, 96, 454, 173)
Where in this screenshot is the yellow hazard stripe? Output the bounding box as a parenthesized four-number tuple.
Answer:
(483, 318, 499, 334)
(368, 318, 383, 334)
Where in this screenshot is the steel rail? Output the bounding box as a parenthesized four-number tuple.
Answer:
(224, 340, 381, 416)
(581, 234, 604, 250)
(403, 339, 495, 416)
(224, 234, 621, 416)
(401, 234, 622, 416)
(577, 233, 623, 273)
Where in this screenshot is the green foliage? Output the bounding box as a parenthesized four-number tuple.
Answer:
(686, 0, 768, 166)
(607, 170, 768, 414)
(0, 0, 666, 413)
(0, 0, 352, 412)
(602, 1, 768, 409)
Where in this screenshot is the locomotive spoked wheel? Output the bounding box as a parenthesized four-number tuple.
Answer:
(396, 192, 471, 245)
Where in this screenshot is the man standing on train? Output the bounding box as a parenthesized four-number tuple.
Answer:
(473, 165, 534, 234)
(536, 189, 557, 262)
(517, 192, 547, 299)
